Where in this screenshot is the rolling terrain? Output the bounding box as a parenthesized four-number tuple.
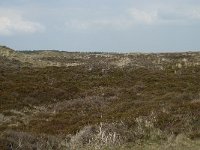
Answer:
(0, 46, 200, 149)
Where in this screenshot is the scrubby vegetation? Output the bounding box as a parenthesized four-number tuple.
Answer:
(0, 46, 200, 149)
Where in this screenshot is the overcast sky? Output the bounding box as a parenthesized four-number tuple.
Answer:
(0, 0, 200, 52)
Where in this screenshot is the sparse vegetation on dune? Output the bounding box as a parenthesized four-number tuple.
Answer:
(0, 46, 200, 149)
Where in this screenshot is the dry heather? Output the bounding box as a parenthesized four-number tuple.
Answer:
(1, 46, 200, 149)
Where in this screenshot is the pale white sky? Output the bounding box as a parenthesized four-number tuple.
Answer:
(0, 0, 200, 52)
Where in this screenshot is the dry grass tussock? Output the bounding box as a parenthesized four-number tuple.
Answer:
(1, 112, 200, 150)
